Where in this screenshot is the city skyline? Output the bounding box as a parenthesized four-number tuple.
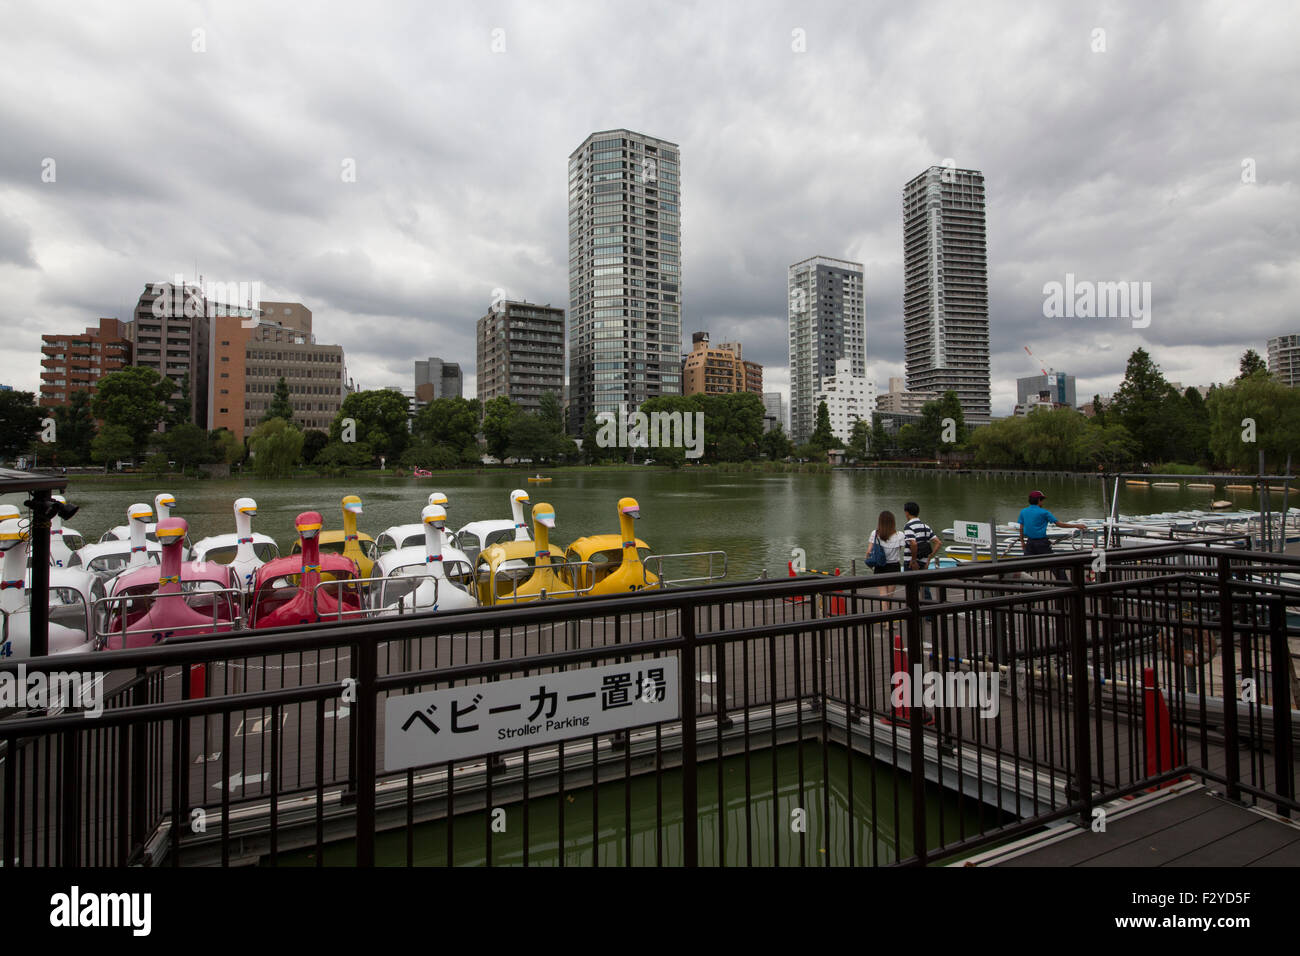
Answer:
(1, 1, 1296, 416)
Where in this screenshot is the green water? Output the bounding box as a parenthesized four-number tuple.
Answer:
(273, 741, 1000, 866)
(9, 469, 1251, 579)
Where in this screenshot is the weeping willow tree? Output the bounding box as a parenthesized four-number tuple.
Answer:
(248, 417, 305, 478)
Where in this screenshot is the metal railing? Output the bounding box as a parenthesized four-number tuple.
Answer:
(93, 586, 246, 651)
(1, 542, 1295, 867)
(643, 550, 728, 588)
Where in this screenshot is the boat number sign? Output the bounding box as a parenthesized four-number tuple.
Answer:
(955, 521, 992, 548)
(384, 657, 680, 769)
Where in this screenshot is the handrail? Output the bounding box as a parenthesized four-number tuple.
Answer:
(642, 550, 728, 588)
(92, 585, 245, 651)
(485, 557, 598, 603)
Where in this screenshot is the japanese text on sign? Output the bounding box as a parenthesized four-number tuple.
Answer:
(384, 657, 680, 769)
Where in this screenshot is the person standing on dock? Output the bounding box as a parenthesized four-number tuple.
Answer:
(866, 510, 906, 599)
(902, 502, 941, 571)
(1017, 491, 1087, 581)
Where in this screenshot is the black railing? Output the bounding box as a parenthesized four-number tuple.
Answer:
(1, 542, 1296, 866)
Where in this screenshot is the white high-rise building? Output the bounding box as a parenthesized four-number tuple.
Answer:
(1267, 334, 1300, 387)
(814, 358, 876, 446)
(567, 129, 682, 432)
(902, 167, 991, 420)
(787, 256, 865, 443)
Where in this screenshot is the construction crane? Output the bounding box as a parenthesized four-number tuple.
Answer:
(1023, 346, 1047, 376)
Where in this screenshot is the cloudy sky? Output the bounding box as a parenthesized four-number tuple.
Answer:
(1, 0, 1296, 415)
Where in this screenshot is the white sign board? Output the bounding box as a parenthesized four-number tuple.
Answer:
(384, 657, 679, 770)
(954, 521, 993, 548)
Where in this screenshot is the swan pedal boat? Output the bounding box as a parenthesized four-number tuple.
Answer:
(372, 504, 478, 614)
(1, 515, 97, 658)
(290, 494, 376, 578)
(250, 512, 364, 627)
(562, 497, 660, 595)
(190, 497, 279, 591)
(101, 518, 240, 650)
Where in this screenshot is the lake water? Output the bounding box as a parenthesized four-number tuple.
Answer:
(8, 468, 1251, 580)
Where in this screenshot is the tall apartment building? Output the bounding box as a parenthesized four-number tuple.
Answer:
(567, 129, 682, 433)
(209, 304, 346, 439)
(39, 318, 133, 408)
(762, 392, 787, 433)
(682, 332, 762, 396)
(476, 301, 565, 414)
(132, 282, 212, 427)
(787, 256, 865, 443)
(902, 167, 991, 420)
(814, 358, 877, 446)
(1016, 371, 1076, 409)
(413, 357, 464, 404)
(1267, 334, 1300, 387)
(877, 376, 936, 414)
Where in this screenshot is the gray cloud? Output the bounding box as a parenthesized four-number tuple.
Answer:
(0, 0, 1296, 414)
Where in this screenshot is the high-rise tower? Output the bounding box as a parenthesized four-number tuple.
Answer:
(902, 166, 991, 420)
(567, 130, 682, 432)
(787, 256, 865, 444)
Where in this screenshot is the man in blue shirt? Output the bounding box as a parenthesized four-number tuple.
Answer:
(1018, 491, 1087, 580)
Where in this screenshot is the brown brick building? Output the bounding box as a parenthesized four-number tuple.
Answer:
(682, 332, 762, 397)
(209, 303, 346, 439)
(39, 318, 133, 408)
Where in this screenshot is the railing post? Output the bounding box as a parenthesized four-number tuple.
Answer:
(1217, 555, 1240, 801)
(354, 637, 378, 866)
(905, 578, 927, 865)
(1069, 562, 1093, 825)
(130, 668, 148, 859)
(1268, 598, 1294, 818)
(681, 602, 698, 868)
(60, 728, 79, 866)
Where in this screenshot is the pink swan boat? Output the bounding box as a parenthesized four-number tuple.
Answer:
(100, 517, 239, 650)
(249, 511, 363, 628)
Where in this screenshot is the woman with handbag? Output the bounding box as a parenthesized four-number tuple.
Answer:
(865, 510, 906, 597)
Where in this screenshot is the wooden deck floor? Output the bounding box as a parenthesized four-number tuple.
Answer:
(978, 786, 1300, 867)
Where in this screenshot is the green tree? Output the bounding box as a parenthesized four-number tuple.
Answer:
(92, 366, 174, 455)
(868, 416, 892, 460)
(90, 423, 134, 472)
(808, 401, 836, 453)
(507, 413, 574, 463)
(301, 428, 330, 465)
(164, 422, 211, 473)
(1090, 394, 1106, 426)
(761, 423, 794, 460)
(1207, 373, 1300, 470)
(1110, 348, 1177, 462)
(47, 389, 96, 465)
(1238, 349, 1267, 380)
(165, 372, 192, 427)
(263, 376, 295, 425)
(538, 391, 565, 436)
(845, 418, 870, 461)
(330, 389, 410, 461)
(414, 397, 482, 461)
(314, 439, 375, 473)
(249, 418, 306, 478)
(210, 428, 244, 466)
(482, 396, 521, 459)
(582, 412, 617, 463)
(0, 389, 47, 459)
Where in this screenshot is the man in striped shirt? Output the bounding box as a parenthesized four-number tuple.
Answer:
(902, 502, 941, 571)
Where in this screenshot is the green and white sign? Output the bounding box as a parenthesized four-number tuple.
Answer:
(955, 521, 992, 548)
